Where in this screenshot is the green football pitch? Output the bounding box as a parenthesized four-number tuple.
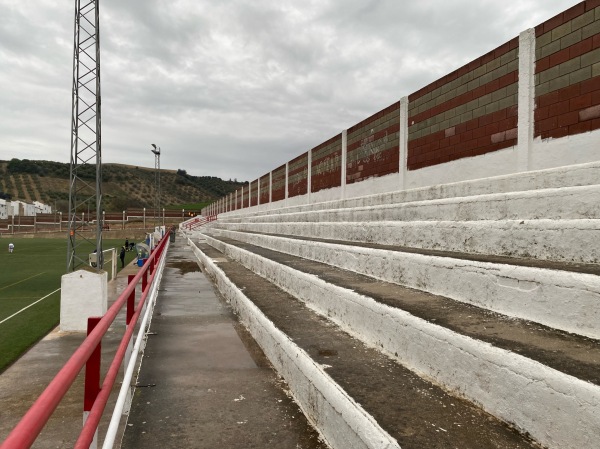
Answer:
(0, 238, 138, 373)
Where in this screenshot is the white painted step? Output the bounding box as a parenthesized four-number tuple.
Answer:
(207, 228, 600, 339)
(221, 161, 600, 220)
(212, 218, 600, 264)
(221, 185, 600, 224)
(201, 233, 600, 449)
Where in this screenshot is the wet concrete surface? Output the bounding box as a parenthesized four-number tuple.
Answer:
(0, 262, 139, 448)
(121, 238, 327, 449)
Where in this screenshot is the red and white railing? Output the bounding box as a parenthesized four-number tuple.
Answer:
(179, 214, 217, 231)
(0, 228, 172, 449)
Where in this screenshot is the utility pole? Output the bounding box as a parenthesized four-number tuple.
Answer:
(67, 0, 103, 272)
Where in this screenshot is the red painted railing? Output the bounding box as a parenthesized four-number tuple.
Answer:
(0, 229, 172, 449)
(180, 214, 217, 230)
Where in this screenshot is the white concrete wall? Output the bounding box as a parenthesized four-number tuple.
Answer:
(60, 270, 108, 332)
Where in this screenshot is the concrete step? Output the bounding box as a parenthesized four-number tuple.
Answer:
(206, 228, 600, 339)
(191, 238, 548, 449)
(195, 234, 600, 449)
(220, 161, 600, 220)
(212, 219, 600, 264)
(221, 185, 600, 224)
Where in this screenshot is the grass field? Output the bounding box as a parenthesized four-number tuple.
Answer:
(0, 238, 138, 373)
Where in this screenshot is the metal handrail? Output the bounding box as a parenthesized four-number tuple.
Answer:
(0, 229, 171, 449)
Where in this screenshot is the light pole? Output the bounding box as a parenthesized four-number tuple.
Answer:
(151, 144, 161, 229)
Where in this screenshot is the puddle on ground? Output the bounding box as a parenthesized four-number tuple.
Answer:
(167, 260, 201, 275)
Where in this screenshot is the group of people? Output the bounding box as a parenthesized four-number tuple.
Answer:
(119, 238, 136, 268)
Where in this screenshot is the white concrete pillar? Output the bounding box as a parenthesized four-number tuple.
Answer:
(518, 28, 535, 172)
(341, 130, 347, 200)
(399, 96, 409, 190)
(60, 270, 108, 332)
(307, 150, 312, 204)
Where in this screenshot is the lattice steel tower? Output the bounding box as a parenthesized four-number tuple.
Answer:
(67, 0, 103, 272)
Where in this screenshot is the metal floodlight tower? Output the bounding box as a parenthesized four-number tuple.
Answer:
(67, 0, 103, 272)
(151, 144, 161, 228)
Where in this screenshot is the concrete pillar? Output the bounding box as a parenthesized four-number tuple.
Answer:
(399, 96, 409, 190)
(518, 28, 535, 172)
(60, 270, 108, 332)
(341, 130, 347, 200)
(307, 150, 312, 204)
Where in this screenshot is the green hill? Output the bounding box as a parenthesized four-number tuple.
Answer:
(0, 159, 245, 212)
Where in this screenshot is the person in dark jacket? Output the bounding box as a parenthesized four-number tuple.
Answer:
(120, 246, 126, 268)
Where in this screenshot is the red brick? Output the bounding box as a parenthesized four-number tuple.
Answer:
(543, 12, 566, 34)
(537, 90, 560, 107)
(594, 33, 600, 50)
(535, 106, 550, 121)
(569, 120, 593, 134)
(485, 78, 501, 94)
(570, 37, 593, 60)
(492, 109, 508, 123)
(593, 90, 600, 104)
(449, 134, 461, 145)
(535, 24, 545, 38)
(485, 122, 500, 135)
(472, 126, 488, 139)
(592, 117, 600, 130)
(558, 111, 580, 127)
(558, 84, 581, 101)
(479, 113, 494, 127)
(536, 57, 550, 74)
(481, 51, 496, 66)
(547, 126, 571, 139)
(461, 130, 474, 142)
(509, 37, 520, 51)
(538, 116, 559, 132)
(570, 93, 593, 111)
(549, 99, 570, 118)
(494, 41, 512, 58)
(586, 0, 600, 11)
(549, 48, 571, 67)
(563, 3, 586, 22)
(507, 105, 519, 117)
(581, 76, 600, 94)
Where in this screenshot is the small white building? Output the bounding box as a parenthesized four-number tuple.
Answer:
(33, 201, 52, 214)
(0, 199, 7, 220)
(10, 201, 36, 217)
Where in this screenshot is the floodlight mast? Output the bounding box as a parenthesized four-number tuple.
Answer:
(151, 144, 161, 229)
(67, 0, 103, 273)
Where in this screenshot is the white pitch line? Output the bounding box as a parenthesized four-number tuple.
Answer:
(0, 288, 61, 325)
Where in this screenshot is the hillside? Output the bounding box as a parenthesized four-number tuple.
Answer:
(0, 159, 246, 212)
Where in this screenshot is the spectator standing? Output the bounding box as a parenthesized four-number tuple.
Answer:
(120, 246, 126, 268)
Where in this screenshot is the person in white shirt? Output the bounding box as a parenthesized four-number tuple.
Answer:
(8, 243, 14, 253)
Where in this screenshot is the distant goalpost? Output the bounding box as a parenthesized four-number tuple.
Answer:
(89, 248, 118, 280)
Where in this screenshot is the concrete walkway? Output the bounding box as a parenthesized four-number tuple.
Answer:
(120, 237, 326, 449)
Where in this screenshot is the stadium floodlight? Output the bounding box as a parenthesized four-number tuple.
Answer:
(150, 144, 161, 227)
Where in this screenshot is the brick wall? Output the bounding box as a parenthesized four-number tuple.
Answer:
(408, 38, 519, 170)
(311, 134, 343, 193)
(535, 1, 600, 139)
(272, 164, 286, 202)
(260, 174, 270, 204)
(347, 102, 400, 184)
(242, 185, 249, 208)
(288, 152, 308, 198)
(250, 180, 258, 207)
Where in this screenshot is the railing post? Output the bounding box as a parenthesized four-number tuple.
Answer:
(84, 317, 101, 449)
(142, 268, 148, 292)
(124, 275, 136, 415)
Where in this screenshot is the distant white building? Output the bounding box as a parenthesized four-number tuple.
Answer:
(10, 201, 36, 217)
(33, 201, 52, 214)
(0, 199, 7, 220)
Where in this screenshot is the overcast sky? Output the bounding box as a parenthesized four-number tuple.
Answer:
(0, 0, 578, 181)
